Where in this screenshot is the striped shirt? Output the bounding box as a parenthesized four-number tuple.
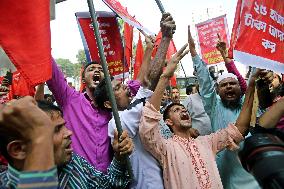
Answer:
(0, 166, 58, 189)
(0, 154, 129, 189)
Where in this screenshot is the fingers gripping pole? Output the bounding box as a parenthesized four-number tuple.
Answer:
(154, 0, 188, 79)
(87, 0, 134, 180)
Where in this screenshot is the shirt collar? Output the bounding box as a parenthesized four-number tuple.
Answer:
(6, 164, 20, 188)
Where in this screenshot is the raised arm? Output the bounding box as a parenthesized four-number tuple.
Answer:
(188, 25, 216, 117)
(259, 98, 284, 129)
(46, 59, 75, 107)
(139, 44, 189, 162)
(216, 35, 247, 93)
(136, 35, 155, 87)
(148, 13, 176, 91)
(235, 71, 258, 135)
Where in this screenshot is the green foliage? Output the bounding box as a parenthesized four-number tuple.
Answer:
(76, 49, 87, 65)
(55, 58, 81, 78)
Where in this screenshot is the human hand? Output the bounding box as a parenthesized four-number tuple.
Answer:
(162, 44, 189, 78)
(145, 35, 155, 49)
(112, 130, 134, 162)
(188, 25, 196, 50)
(0, 96, 53, 141)
(216, 34, 228, 57)
(160, 12, 176, 38)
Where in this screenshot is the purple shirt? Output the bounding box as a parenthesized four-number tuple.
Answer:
(47, 60, 112, 173)
(47, 59, 141, 173)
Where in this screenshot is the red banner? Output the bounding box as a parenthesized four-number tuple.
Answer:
(101, 0, 152, 34)
(76, 12, 128, 77)
(0, 0, 51, 87)
(196, 15, 230, 65)
(229, 0, 284, 72)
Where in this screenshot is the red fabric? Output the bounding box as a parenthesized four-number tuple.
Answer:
(0, 154, 7, 166)
(0, 0, 52, 87)
(9, 71, 35, 99)
(152, 31, 177, 86)
(124, 22, 133, 69)
(133, 33, 144, 80)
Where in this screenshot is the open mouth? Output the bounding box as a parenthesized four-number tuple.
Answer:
(225, 91, 236, 98)
(65, 141, 72, 152)
(180, 113, 190, 120)
(93, 74, 101, 85)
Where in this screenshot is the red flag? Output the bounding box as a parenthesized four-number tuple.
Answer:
(134, 33, 144, 80)
(9, 71, 35, 99)
(124, 22, 133, 69)
(0, 0, 52, 87)
(152, 31, 177, 86)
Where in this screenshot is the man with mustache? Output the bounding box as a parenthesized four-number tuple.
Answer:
(0, 99, 133, 188)
(138, 44, 258, 189)
(46, 57, 141, 173)
(187, 25, 263, 188)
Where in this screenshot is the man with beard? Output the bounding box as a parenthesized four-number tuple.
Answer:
(95, 13, 187, 189)
(188, 25, 260, 189)
(138, 45, 257, 189)
(46, 58, 140, 173)
(0, 100, 133, 188)
(171, 87, 180, 103)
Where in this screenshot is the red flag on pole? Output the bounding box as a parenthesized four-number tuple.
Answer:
(133, 33, 144, 80)
(124, 22, 133, 69)
(0, 0, 52, 87)
(152, 31, 177, 86)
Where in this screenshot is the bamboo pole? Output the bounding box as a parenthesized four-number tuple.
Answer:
(87, 0, 134, 180)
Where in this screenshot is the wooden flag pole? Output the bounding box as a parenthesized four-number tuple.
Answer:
(87, 0, 134, 180)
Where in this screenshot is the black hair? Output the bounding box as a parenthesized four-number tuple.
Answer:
(93, 77, 113, 111)
(0, 101, 62, 163)
(81, 61, 100, 79)
(37, 100, 63, 117)
(186, 84, 197, 95)
(163, 102, 184, 121)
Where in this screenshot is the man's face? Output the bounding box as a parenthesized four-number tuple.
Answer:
(51, 112, 73, 167)
(218, 78, 241, 108)
(161, 90, 169, 105)
(112, 80, 132, 110)
(171, 88, 180, 103)
(168, 105, 192, 129)
(84, 64, 104, 90)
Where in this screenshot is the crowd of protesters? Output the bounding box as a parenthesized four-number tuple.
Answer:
(0, 12, 284, 189)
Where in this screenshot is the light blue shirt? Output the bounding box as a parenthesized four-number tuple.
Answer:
(108, 87, 164, 189)
(193, 55, 260, 189)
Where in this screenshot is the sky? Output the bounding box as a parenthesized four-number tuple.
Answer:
(50, 0, 246, 77)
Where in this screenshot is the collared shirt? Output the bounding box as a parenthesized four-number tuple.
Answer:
(0, 154, 129, 189)
(193, 55, 260, 189)
(139, 102, 244, 189)
(0, 166, 58, 189)
(108, 87, 164, 189)
(47, 59, 112, 173)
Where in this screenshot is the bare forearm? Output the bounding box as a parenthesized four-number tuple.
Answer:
(259, 98, 284, 129)
(236, 79, 256, 135)
(148, 37, 171, 91)
(149, 76, 169, 111)
(137, 45, 153, 85)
